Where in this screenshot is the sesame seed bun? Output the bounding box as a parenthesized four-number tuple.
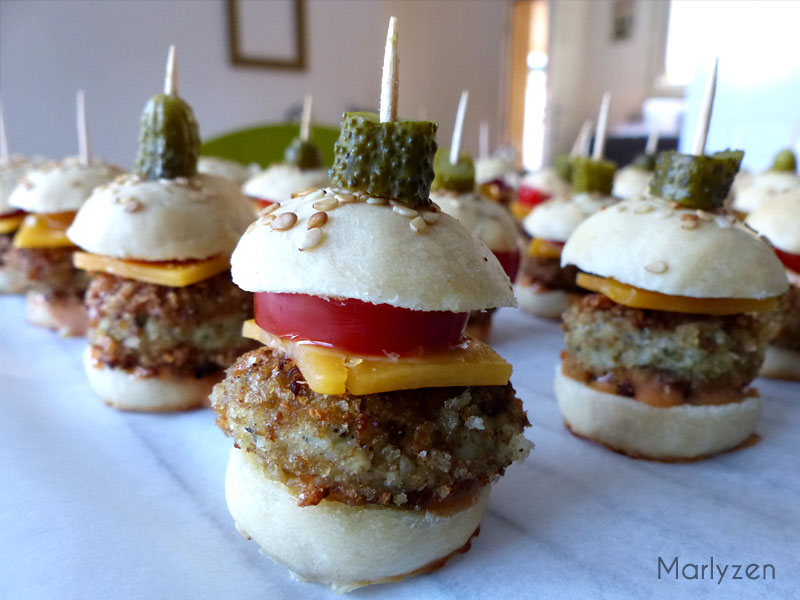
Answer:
(759, 345, 800, 381)
(1, 156, 45, 216)
(26, 291, 87, 336)
(8, 157, 124, 214)
(243, 164, 329, 203)
(553, 365, 762, 460)
(198, 156, 258, 186)
(225, 446, 489, 593)
(745, 190, 800, 255)
(67, 173, 255, 261)
(522, 193, 616, 242)
(732, 170, 800, 214)
(231, 189, 517, 312)
(430, 190, 518, 252)
(611, 166, 652, 201)
(83, 347, 216, 411)
(561, 198, 789, 299)
(515, 284, 576, 320)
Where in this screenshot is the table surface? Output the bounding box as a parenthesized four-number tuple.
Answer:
(1, 295, 798, 600)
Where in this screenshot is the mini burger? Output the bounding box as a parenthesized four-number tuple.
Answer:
(611, 129, 659, 201)
(6, 153, 123, 333)
(556, 149, 789, 460)
(516, 156, 618, 319)
(746, 189, 800, 380)
(210, 19, 531, 591)
(1, 154, 45, 293)
(732, 148, 800, 215)
(430, 91, 520, 340)
(242, 95, 328, 211)
(66, 47, 255, 411)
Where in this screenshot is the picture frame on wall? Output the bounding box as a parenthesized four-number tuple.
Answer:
(227, 0, 306, 70)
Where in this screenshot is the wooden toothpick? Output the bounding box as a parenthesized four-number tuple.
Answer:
(77, 90, 92, 166)
(300, 94, 313, 142)
(645, 128, 660, 155)
(692, 58, 718, 156)
(450, 90, 469, 166)
(571, 119, 593, 158)
(379, 17, 398, 123)
(592, 92, 611, 161)
(164, 45, 178, 96)
(0, 95, 8, 166)
(479, 119, 490, 160)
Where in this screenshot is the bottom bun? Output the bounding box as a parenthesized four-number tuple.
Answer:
(554, 364, 762, 461)
(26, 291, 88, 336)
(83, 347, 217, 412)
(759, 345, 800, 381)
(515, 284, 577, 320)
(225, 447, 489, 592)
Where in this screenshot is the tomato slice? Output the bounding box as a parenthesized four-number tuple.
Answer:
(254, 292, 469, 356)
(775, 248, 800, 275)
(494, 249, 520, 283)
(517, 185, 552, 208)
(1, 209, 26, 219)
(248, 196, 276, 210)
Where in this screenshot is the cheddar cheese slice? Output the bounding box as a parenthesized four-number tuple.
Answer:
(73, 252, 230, 287)
(13, 212, 77, 248)
(242, 320, 513, 396)
(510, 201, 532, 221)
(576, 273, 779, 315)
(527, 238, 563, 259)
(0, 213, 25, 235)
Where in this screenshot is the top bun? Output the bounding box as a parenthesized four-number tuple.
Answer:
(745, 189, 800, 255)
(732, 170, 800, 213)
(611, 166, 652, 201)
(519, 168, 570, 198)
(232, 187, 517, 312)
(198, 156, 258, 185)
(8, 157, 124, 213)
(243, 164, 329, 202)
(68, 173, 255, 261)
(430, 190, 518, 252)
(1, 155, 44, 215)
(474, 157, 515, 185)
(522, 192, 616, 242)
(562, 198, 789, 299)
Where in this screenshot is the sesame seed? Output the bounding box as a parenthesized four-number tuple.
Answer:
(645, 261, 668, 274)
(336, 193, 359, 204)
(303, 189, 325, 203)
(260, 214, 276, 226)
(294, 188, 316, 198)
(421, 211, 441, 224)
(680, 213, 699, 230)
(307, 211, 328, 229)
(696, 210, 713, 221)
(271, 212, 298, 231)
(299, 228, 323, 251)
(410, 216, 427, 232)
(312, 197, 338, 211)
(366, 196, 388, 205)
(122, 199, 143, 213)
(393, 204, 418, 218)
(714, 215, 732, 229)
(634, 204, 654, 214)
(258, 202, 280, 216)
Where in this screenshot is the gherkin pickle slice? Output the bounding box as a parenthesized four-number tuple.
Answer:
(284, 137, 323, 170)
(135, 93, 200, 180)
(329, 112, 438, 207)
(631, 152, 656, 171)
(572, 157, 616, 195)
(771, 149, 797, 173)
(649, 150, 743, 209)
(554, 154, 573, 183)
(432, 148, 475, 193)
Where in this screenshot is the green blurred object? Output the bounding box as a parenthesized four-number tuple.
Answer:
(283, 137, 323, 169)
(200, 123, 340, 168)
(630, 152, 657, 171)
(554, 154, 574, 183)
(572, 157, 616, 195)
(770, 149, 797, 173)
(136, 93, 201, 180)
(649, 150, 744, 210)
(432, 147, 475, 193)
